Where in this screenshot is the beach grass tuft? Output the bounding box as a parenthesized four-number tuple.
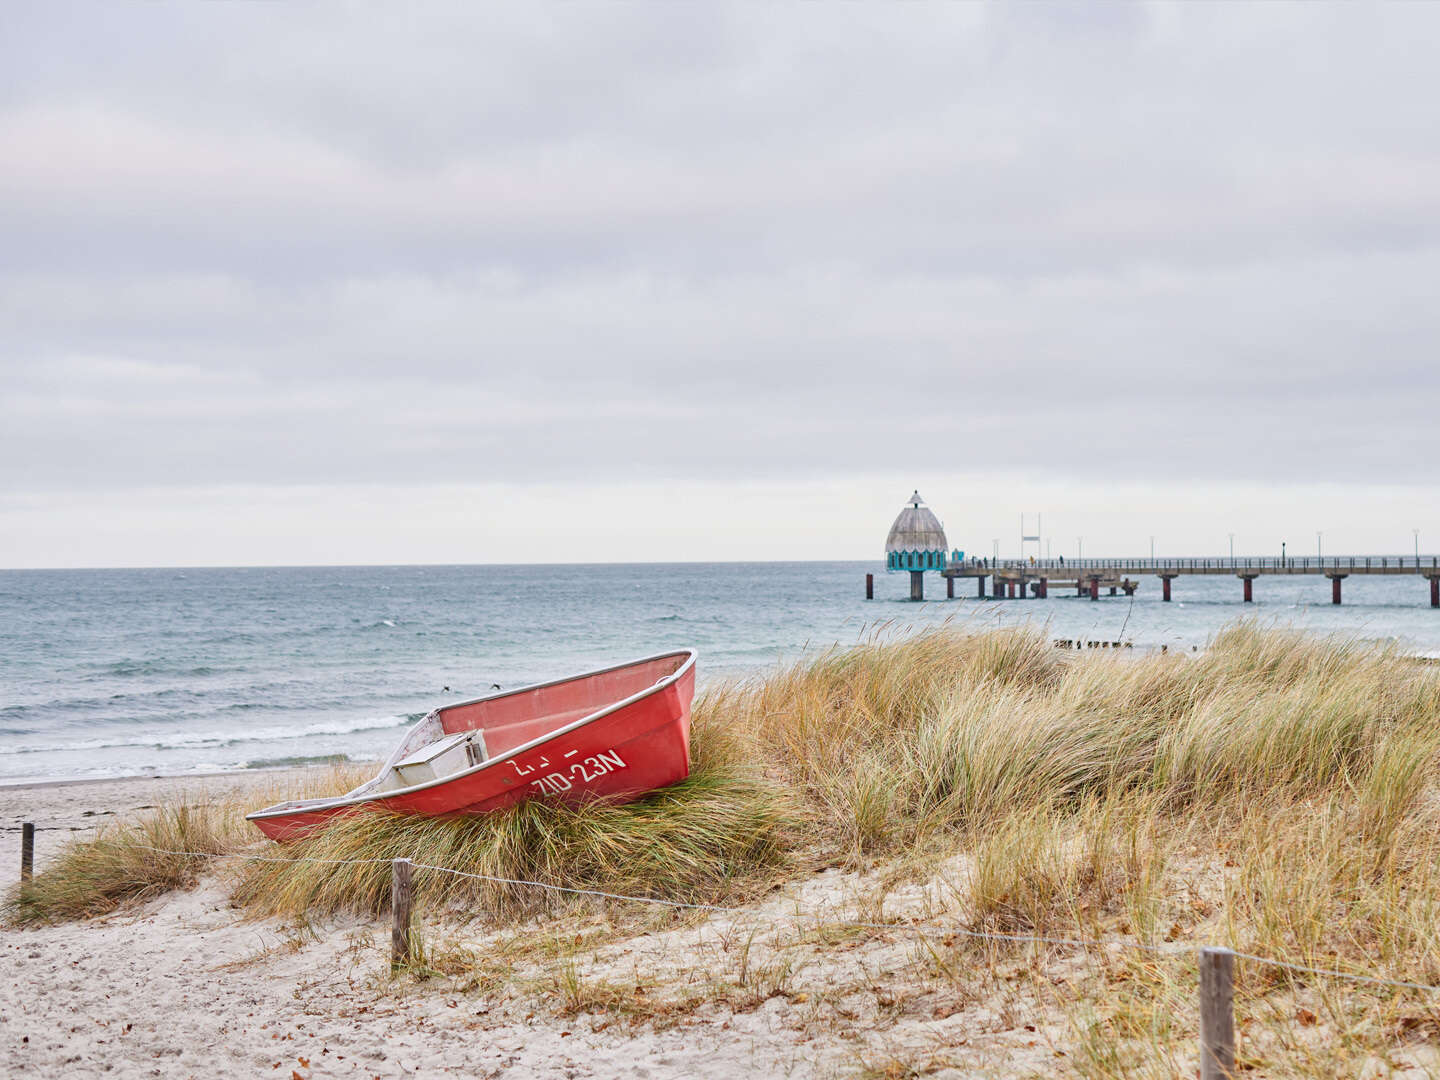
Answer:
(230, 757, 790, 920)
(5, 767, 368, 924)
(7, 799, 240, 923)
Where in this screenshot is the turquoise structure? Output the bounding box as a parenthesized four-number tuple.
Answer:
(884, 491, 950, 600)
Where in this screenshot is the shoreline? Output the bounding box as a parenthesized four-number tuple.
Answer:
(0, 767, 350, 880)
(0, 758, 369, 794)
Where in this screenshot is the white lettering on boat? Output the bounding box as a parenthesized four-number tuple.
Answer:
(528, 772, 574, 795)
(511, 754, 553, 779)
(524, 750, 629, 792)
(570, 750, 627, 784)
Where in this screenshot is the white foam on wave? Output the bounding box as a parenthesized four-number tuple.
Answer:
(0, 713, 412, 757)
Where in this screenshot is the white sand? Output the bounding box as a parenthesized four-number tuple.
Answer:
(0, 772, 1071, 1079)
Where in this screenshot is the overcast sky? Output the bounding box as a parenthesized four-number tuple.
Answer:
(4, 3, 1438, 567)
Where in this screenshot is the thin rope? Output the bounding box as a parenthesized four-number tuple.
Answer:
(135, 844, 393, 866)
(116, 843, 1440, 994)
(411, 865, 1440, 992)
(413, 862, 1185, 954)
(412, 863, 744, 915)
(1226, 949, 1440, 995)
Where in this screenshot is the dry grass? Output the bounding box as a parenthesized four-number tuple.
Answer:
(10, 621, 1440, 1075)
(710, 621, 1440, 1074)
(6, 801, 238, 924)
(725, 621, 1440, 854)
(5, 766, 368, 924)
(231, 765, 789, 921)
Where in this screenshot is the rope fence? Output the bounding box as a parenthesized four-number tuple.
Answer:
(17, 828, 1440, 1078)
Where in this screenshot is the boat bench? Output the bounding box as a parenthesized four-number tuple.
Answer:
(378, 730, 489, 791)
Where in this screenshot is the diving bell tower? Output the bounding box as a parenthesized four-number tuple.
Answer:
(884, 491, 949, 601)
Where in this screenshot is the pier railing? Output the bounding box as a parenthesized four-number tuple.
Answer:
(948, 555, 1440, 575)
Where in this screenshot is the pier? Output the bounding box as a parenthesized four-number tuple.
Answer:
(875, 493, 1439, 606)
(936, 555, 1440, 606)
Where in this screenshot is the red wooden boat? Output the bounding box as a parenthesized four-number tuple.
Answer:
(247, 650, 697, 842)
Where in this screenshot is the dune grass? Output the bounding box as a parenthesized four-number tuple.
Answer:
(6, 801, 239, 924)
(231, 766, 789, 920)
(9, 621, 1440, 1073)
(5, 766, 368, 924)
(725, 621, 1440, 856)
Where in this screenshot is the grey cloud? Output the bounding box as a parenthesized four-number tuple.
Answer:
(4, 3, 1440, 501)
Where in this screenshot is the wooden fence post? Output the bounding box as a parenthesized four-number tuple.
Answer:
(391, 858, 414, 968)
(20, 822, 35, 882)
(1199, 947, 1236, 1080)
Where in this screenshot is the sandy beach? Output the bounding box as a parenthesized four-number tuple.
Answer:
(1, 769, 1061, 1080)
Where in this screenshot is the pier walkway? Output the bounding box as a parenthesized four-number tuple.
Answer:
(933, 555, 1440, 606)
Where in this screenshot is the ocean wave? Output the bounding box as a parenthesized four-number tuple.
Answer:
(95, 659, 166, 677)
(0, 713, 413, 757)
(1, 677, 403, 719)
(245, 753, 356, 769)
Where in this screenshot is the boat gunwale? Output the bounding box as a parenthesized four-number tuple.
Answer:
(244, 648, 697, 822)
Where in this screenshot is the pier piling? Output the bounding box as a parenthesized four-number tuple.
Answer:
(946, 576, 954, 600)
(1329, 574, 1346, 605)
(1432, 577, 1439, 608)
(865, 573, 873, 600)
(1241, 575, 1255, 603)
(1161, 575, 1175, 602)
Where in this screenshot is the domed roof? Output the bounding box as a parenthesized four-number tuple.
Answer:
(885, 491, 948, 553)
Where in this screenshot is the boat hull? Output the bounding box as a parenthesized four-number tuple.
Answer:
(247, 651, 696, 842)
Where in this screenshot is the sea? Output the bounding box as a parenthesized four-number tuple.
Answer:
(3, 561, 1438, 785)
